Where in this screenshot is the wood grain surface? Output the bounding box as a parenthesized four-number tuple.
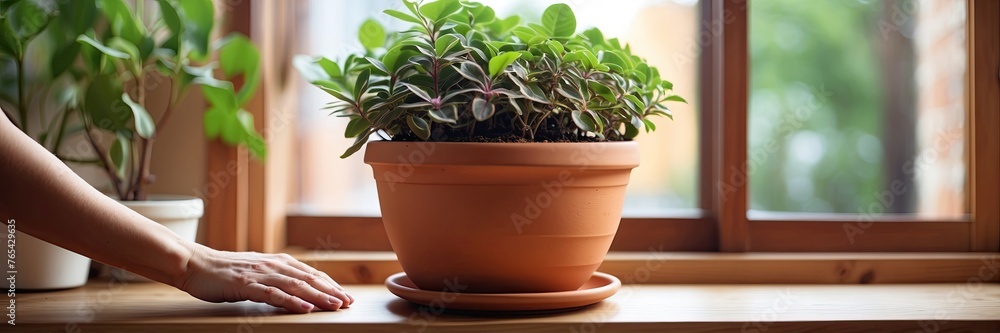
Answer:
(15, 279, 1000, 332)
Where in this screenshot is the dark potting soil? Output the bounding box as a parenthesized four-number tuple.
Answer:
(390, 117, 617, 143)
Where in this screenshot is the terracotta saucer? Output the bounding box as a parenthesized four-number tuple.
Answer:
(384, 272, 621, 311)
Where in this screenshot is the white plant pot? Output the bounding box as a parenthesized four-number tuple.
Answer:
(111, 195, 203, 282)
(16, 234, 91, 290)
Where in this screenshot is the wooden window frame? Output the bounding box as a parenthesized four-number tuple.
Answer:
(206, 0, 1000, 257)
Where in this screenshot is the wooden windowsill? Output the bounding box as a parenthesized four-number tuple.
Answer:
(18, 278, 1000, 332)
(291, 249, 1000, 284)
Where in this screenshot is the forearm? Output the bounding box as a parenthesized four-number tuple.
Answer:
(0, 115, 194, 286)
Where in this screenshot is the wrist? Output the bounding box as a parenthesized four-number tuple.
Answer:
(170, 238, 202, 290)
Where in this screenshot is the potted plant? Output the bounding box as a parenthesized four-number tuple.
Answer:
(297, 0, 683, 294)
(1, 0, 99, 290)
(1, 0, 265, 286)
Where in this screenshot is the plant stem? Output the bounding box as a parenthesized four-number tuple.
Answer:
(83, 124, 127, 200)
(132, 138, 152, 200)
(38, 85, 49, 138)
(50, 107, 71, 152)
(57, 155, 101, 164)
(132, 74, 151, 201)
(155, 75, 181, 131)
(432, 58, 440, 98)
(15, 57, 27, 132)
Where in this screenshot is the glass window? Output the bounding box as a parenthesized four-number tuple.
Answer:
(748, 0, 966, 217)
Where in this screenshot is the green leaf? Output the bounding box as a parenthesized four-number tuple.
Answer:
(642, 118, 657, 132)
(419, 0, 462, 22)
(384, 9, 422, 24)
(630, 112, 644, 131)
(121, 93, 155, 139)
(457, 62, 488, 88)
(406, 115, 430, 140)
(294, 55, 337, 83)
(203, 107, 226, 139)
(157, 0, 182, 36)
(587, 80, 617, 103)
(364, 56, 390, 75)
(665, 95, 687, 103)
(601, 50, 632, 72)
(434, 33, 461, 57)
(340, 130, 372, 158)
(582, 28, 604, 46)
(236, 109, 257, 140)
(511, 26, 537, 44)
(84, 74, 128, 131)
(318, 84, 354, 103)
(471, 96, 494, 121)
(353, 69, 371, 99)
(157, 0, 182, 53)
(217, 34, 261, 105)
(571, 110, 597, 133)
(317, 57, 342, 78)
(57, 0, 99, 37)
(382, 45, 416, 74)
(488, 51, 520, 78)
(107, 37, 141, 73)
(177, 0, 214, 60)
(359, 19, 385, 51)
(245, 131, 267, 160)
(623, 95, 646, 114)
(77, 35, 129, 59)
(8, 0, 52, 40)
(50, 42, 80, 78)
(78, 34, 102, 72)
(220, 111, 246, 145)
(556, 79, 582, 101)
(401, 82, 433, 102)
(488, 15, 519, 34)
(97, 0, 145, 45)
(582, 50, 601, 69)
(109, 133, 129, 178)
(528, 23, 549, 38)
(545, 40, 564, 55)
(195, 77, 238, 111)
(510, 78, 548, 104)
(428, 104, 458, 124)
(0, 18, 23, 59)
(541, 4, 576, 38)
(345, 116, 370, 138)
(467, 3, 496, 25)
(624, 119, 640, 139)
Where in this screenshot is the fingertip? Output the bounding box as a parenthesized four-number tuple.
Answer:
(328, 297, 345, 310)
(299, 301, 315, 313)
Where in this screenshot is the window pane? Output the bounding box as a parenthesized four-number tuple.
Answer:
(294, 0, 701, 216)
(748, 0, 966, 216)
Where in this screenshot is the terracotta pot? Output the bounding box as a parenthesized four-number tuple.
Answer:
(365, 141, 639, 293)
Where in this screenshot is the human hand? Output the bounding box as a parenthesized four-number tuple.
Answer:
(174, 245, 354, 313)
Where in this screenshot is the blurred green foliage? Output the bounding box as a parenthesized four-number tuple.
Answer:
(749, 0, 894, 213)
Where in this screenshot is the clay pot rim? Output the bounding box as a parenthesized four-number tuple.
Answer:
(364, 141, 640, 168)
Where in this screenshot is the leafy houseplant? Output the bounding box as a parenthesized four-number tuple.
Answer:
(1, 0, 264, 285)
(3, 0, 265, 200)
(74, 0, 266, 201)
(297, 0, 682, 157)
(298, 0, 684, 297)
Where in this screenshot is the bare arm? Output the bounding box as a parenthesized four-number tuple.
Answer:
(0, 113, 353, 313)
